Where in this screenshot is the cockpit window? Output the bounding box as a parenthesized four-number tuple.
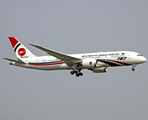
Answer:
(137, 54, 142, 56)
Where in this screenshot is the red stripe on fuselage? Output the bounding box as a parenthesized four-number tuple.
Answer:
(100, 59, 131, 66)
(28, 62, 65, 66)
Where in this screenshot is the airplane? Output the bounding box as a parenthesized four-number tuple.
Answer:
(3, 37, 147, 77)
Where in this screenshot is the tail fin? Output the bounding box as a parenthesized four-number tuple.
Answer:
(8, 37, 36, 61)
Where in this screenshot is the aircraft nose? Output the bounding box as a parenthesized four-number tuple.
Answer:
(136, 56, 147, 64)
(143, 57, 147, 63)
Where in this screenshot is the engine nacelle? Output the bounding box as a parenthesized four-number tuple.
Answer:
(92, 67, 107, 73)
(82, 59, 96, 68)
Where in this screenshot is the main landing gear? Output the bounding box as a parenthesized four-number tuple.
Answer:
(70, 69, 83, 77)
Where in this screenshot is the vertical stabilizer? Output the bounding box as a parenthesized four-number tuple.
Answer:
(8, 37, 36, 61)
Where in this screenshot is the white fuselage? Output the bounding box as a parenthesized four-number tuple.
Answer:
(12, 51, 147, 71)
(4, 37, 147, 77)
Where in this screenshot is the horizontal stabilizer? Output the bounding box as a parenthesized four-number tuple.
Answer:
(2, 58, 25, 64)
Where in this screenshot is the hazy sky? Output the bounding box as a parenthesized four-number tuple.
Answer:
(0, 0, 148, 120)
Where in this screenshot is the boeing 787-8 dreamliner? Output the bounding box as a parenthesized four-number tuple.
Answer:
(3, 37, 147, 77)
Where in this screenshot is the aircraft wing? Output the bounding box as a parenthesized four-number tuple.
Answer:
(29, 44, 82, 68)
(2, 58, 25, 64)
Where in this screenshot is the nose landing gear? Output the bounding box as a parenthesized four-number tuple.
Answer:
(70, 69, 83, 77)
(131, 65, 136, 71)
(131, 67, 135, 71)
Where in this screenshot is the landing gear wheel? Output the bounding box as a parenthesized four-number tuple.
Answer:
(70, 69, 83, 77)
(131, 65, 136, 71)
(76, 74, 80, 77)
(70, 71, 75, 75)
(79, 72, 83, 76)
(70, 70, 78, 75)
(132, 67, 135, 71)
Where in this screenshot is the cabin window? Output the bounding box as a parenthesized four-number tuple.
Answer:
(137, 54, 142, 56)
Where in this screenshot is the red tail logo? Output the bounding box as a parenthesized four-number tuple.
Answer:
(18, 48, 26, 56)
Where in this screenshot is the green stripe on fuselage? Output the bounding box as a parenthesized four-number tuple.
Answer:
(29, 61, 63, 65)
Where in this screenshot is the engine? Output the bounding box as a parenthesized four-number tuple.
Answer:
(92, 67, 107, 73)
(82, 59, 97, 68)
(81, 59, 107, 73)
